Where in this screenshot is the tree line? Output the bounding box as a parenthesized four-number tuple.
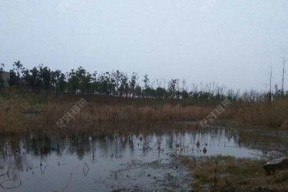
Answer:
(0, 61, 275, 102)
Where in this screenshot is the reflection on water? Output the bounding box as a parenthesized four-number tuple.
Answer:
(0, 126, 287, 192)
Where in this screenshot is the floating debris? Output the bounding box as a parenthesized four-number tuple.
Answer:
(203, 147, 207, 154)
(196, 141, 200, 148)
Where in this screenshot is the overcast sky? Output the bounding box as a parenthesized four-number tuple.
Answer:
(1, 0, 288, 92)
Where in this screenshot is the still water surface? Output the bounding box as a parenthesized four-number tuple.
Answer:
(0, 126, 287, 192)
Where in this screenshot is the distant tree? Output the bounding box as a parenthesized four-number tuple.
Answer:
(143, 74, 150, 89)
(51, 70, 66, 95)
(97, 72, 116, 95)
(129, 72, 138, 97)
(119, 74, 129, 97)
(22, 66, 41, 93)
(66, 67, 92, 94)
(77, 67, 92, 94)
(91, 71, 98, 94)
(135, 85, 142, 97)
(9, 61, 24, 87)
(155, 87, 167, 98)
(181, 90, 189, 99)
(143, 87, 156, 98)
(198, 91, 212, 100)
(112, 70, 126, 96)
(39, 65, 52, 92)
(143, 74, 154, 97)
(226, 89, 240, 101)
(168, 79, 178, 98)
(0, 63, 4, 89)
(67, 69, 78, 94)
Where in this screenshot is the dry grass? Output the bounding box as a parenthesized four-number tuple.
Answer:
(43, 102, 211, 122)
(0, 94, 42, 133)
(180, 155, 288, 192)
(2, 92, 288, 134)
(0, 94, 211, 133)
(230, 99, 288, 129)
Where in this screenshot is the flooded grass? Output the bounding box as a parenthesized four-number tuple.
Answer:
(180, 155, 288, 192)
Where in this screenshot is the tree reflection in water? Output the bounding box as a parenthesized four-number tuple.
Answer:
(0, 125, 287, 191)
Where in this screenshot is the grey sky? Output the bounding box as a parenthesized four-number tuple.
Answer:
(1, 0, 288, 92)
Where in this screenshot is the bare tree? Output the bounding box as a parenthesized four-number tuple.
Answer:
(269, 65, 273, 101)
(281, 57, 286, 95)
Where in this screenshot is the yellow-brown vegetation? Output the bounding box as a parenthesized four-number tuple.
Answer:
(180, 155, 288, 192)
(2, 92, 288, 134)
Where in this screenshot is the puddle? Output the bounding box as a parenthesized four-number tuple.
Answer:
(0, 126, 287, 191)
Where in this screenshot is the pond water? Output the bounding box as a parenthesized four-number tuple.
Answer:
(0, 126, 287, 192)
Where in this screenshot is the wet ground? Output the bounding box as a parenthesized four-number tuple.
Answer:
(0, 126, 288, 191)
